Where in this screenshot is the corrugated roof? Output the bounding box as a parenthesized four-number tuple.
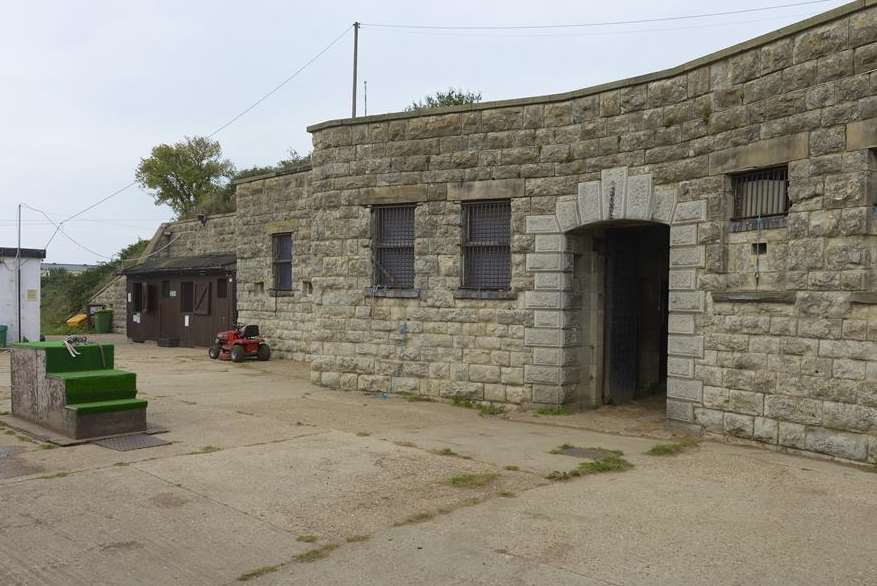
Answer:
(122, 253, 235, 276)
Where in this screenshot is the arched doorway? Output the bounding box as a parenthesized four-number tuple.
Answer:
(568, 221, 670, 407)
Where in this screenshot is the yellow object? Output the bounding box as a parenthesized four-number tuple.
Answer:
(65, 313, 88, 327)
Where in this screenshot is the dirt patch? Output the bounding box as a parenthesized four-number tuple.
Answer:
(100, 540, 144, 552)
(0, 446, 44, 480)
(149, 492, 189, 508)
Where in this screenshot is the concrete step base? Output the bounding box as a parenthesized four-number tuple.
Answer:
(63, 407, 147, 439)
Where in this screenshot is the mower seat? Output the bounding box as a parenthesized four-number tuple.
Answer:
(241, 325, 260, 338)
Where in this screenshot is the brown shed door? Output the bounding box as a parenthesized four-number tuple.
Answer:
(142, 283, 159, 340)
(159, 281, 177, 340)
(193, 282, 211, 315)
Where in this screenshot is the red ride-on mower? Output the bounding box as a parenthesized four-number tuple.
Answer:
(208, 324, 271, 362)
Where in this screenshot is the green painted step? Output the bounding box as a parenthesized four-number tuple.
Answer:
(65, 399, 148, 415)
(51, 369, 137, 404)
(13, 342, 115, 372)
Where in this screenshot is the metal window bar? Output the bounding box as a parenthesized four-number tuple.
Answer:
(272, 233, 293, 291)
(373, 205, 415, 289)
(731, 166, 789, 220)
(462, 200, 511, 290)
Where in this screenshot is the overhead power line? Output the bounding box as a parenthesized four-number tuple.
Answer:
(43, 181, 139, 249)
(22, 203, 113, 259)
(21, 202, 182, 263)
(361, 0, 834, 30)
(366, 12, 818, 38)
(206, 24, 352, 137)
(38, 24, 353, 251)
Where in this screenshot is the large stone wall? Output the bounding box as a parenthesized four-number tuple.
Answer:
(282, 2, 877, 462)
(150, 213, 237, 259)
(234, 168, 315, 360)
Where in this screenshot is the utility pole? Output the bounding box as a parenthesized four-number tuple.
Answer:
(364, 80, 368, 116)
(352, 21, 359, 118)
(16, 203, 21, 343)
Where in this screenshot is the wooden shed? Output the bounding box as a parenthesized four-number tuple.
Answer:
(122, 254, 236, 347)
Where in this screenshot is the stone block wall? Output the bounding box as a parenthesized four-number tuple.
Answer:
(286, 2, 877, 462)
(90, 275, 127, 333)
(152, 213, 237, 259)
(234, 168, 315, 360)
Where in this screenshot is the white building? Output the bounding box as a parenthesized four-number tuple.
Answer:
(41, 262, 94, 277)
(0, 247, 45, 344)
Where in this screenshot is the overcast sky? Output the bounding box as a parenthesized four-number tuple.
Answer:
(0, 0, 848, 264)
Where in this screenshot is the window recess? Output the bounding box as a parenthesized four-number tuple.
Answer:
(461, 200, 511, 291)
(372, 205, 415, 289)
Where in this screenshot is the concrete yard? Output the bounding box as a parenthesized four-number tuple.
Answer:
(1, 337, 876, 585)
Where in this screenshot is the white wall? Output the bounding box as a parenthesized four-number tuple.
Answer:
(0, 256, 41, 343)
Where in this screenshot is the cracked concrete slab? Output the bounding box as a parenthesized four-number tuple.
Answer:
(1, 337, 876, 585)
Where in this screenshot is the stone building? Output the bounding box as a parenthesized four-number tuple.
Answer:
(118, 2, 877, 462)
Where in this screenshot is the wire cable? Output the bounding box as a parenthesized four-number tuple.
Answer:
(206, 24, 352, 137)
(38, 24, 353, 250)
(364, 12, 818, 39)
(361, 0, 835, 30)
(22, 203, 113, 259)
(23, 202, 185, 264)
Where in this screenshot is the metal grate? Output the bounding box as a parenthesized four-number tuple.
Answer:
(93, 434, 170, 451)
(462, 200, 511, 290)
(373, 205, 415, 288)
(732, 166, 789, 220)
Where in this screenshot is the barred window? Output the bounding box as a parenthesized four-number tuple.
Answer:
(462, 200, 511, 290)
(373, 205, 415, 289)
(732, 166, 789, 220)
(272, 233, 293, 291)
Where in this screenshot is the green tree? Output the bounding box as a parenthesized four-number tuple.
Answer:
(135, 136, 235, 218)
(405, 88, 482, 112)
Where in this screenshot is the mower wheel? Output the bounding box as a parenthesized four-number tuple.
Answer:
(257, 344, 271, 361)
(230, 345, 246, 363)
(208, 345, 220, 360)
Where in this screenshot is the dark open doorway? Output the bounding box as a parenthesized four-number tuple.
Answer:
(603, 224, 669, 404)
